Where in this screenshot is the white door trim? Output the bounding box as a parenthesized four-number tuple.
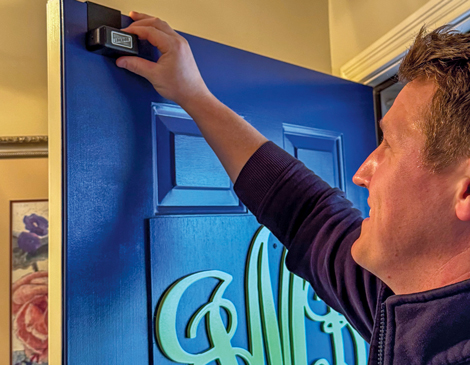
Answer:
(340, 0, 470, 86)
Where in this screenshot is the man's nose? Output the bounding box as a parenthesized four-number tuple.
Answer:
(352, 153, 376, 189)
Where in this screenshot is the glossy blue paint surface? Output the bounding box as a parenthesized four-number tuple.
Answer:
(61, 0, 375, 362)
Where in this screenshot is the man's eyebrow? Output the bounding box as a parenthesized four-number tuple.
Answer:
(379, 118, 387, 132)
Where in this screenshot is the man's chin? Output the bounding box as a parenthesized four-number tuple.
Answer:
(351, 236, 373, 270)
(350, 237, 363, 264)
(351, 236, 387, 281)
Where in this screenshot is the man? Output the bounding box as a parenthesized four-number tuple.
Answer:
(116, 12, 470, 364)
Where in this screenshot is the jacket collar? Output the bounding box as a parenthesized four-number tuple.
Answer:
(370, 279, 470, 365)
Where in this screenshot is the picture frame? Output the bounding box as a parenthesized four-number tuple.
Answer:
(0, 136, 48, 159)
(10, 200, 49, 365)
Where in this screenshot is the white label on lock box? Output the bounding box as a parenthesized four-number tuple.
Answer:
(111, 31, 133, 49)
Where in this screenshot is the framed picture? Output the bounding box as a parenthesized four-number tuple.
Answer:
(0, 136, 48, 159)
(10, 200, 48, 365)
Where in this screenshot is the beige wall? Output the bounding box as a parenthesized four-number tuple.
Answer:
(112, 0, 331, 73)
(0, 0, 49, 136)
(0, 158, 48, 363)
(328, 0, 430, 76)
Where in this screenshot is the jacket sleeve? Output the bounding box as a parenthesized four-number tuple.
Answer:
(233, 141, 385, 342)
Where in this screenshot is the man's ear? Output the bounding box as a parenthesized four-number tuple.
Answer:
(456, 179, 470, 221)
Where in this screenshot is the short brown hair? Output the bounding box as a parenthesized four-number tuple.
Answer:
(399, 26, 470, 172)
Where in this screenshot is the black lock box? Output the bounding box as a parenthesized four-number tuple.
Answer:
(86, 26, 139, 58)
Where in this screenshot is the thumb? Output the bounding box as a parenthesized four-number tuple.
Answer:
(116, 56, 158, 80)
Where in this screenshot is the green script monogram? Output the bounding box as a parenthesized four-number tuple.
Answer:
(156, 227, 367, 365)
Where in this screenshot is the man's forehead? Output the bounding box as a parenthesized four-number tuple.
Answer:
(392, 79, 435, 121)
(380, 115, 415, 139)
(380, 80, 434, 136)
(380, 114, 427, 149)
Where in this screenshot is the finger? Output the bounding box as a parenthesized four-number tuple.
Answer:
(116, 56, 160, 80)
(125, 17, 176, 36)
(129, 11, 152, 21)
(123, 26, 171, 53)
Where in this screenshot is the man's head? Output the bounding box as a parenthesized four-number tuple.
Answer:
(351, 27, 470, 294)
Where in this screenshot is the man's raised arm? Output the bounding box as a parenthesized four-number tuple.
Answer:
(116, 12, 268, 182)
(116, 12, 382, 342)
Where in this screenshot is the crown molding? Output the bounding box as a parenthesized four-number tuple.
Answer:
(0, 135, 48, 158)
(340, 0, 470, 86)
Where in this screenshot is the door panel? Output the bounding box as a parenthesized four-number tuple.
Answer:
(283, 124, 345, 191)
(57, 0, 376, 363)
(150, 216, 367, 365)
(152, 104, 243, 214)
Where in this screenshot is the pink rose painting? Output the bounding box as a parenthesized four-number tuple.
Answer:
(12, 272, 48, 363)
(11, 201, 48, 365)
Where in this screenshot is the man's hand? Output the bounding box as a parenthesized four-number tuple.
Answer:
(116, 12, 268, 183)
(116, 12, 211, 108)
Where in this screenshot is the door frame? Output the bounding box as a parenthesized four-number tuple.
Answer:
(47, 0, 63, 364)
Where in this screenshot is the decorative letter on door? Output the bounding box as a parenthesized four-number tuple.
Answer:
(152, 225, 367, 365)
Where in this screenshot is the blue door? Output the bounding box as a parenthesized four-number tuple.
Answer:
(55, 0, 376, 363)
